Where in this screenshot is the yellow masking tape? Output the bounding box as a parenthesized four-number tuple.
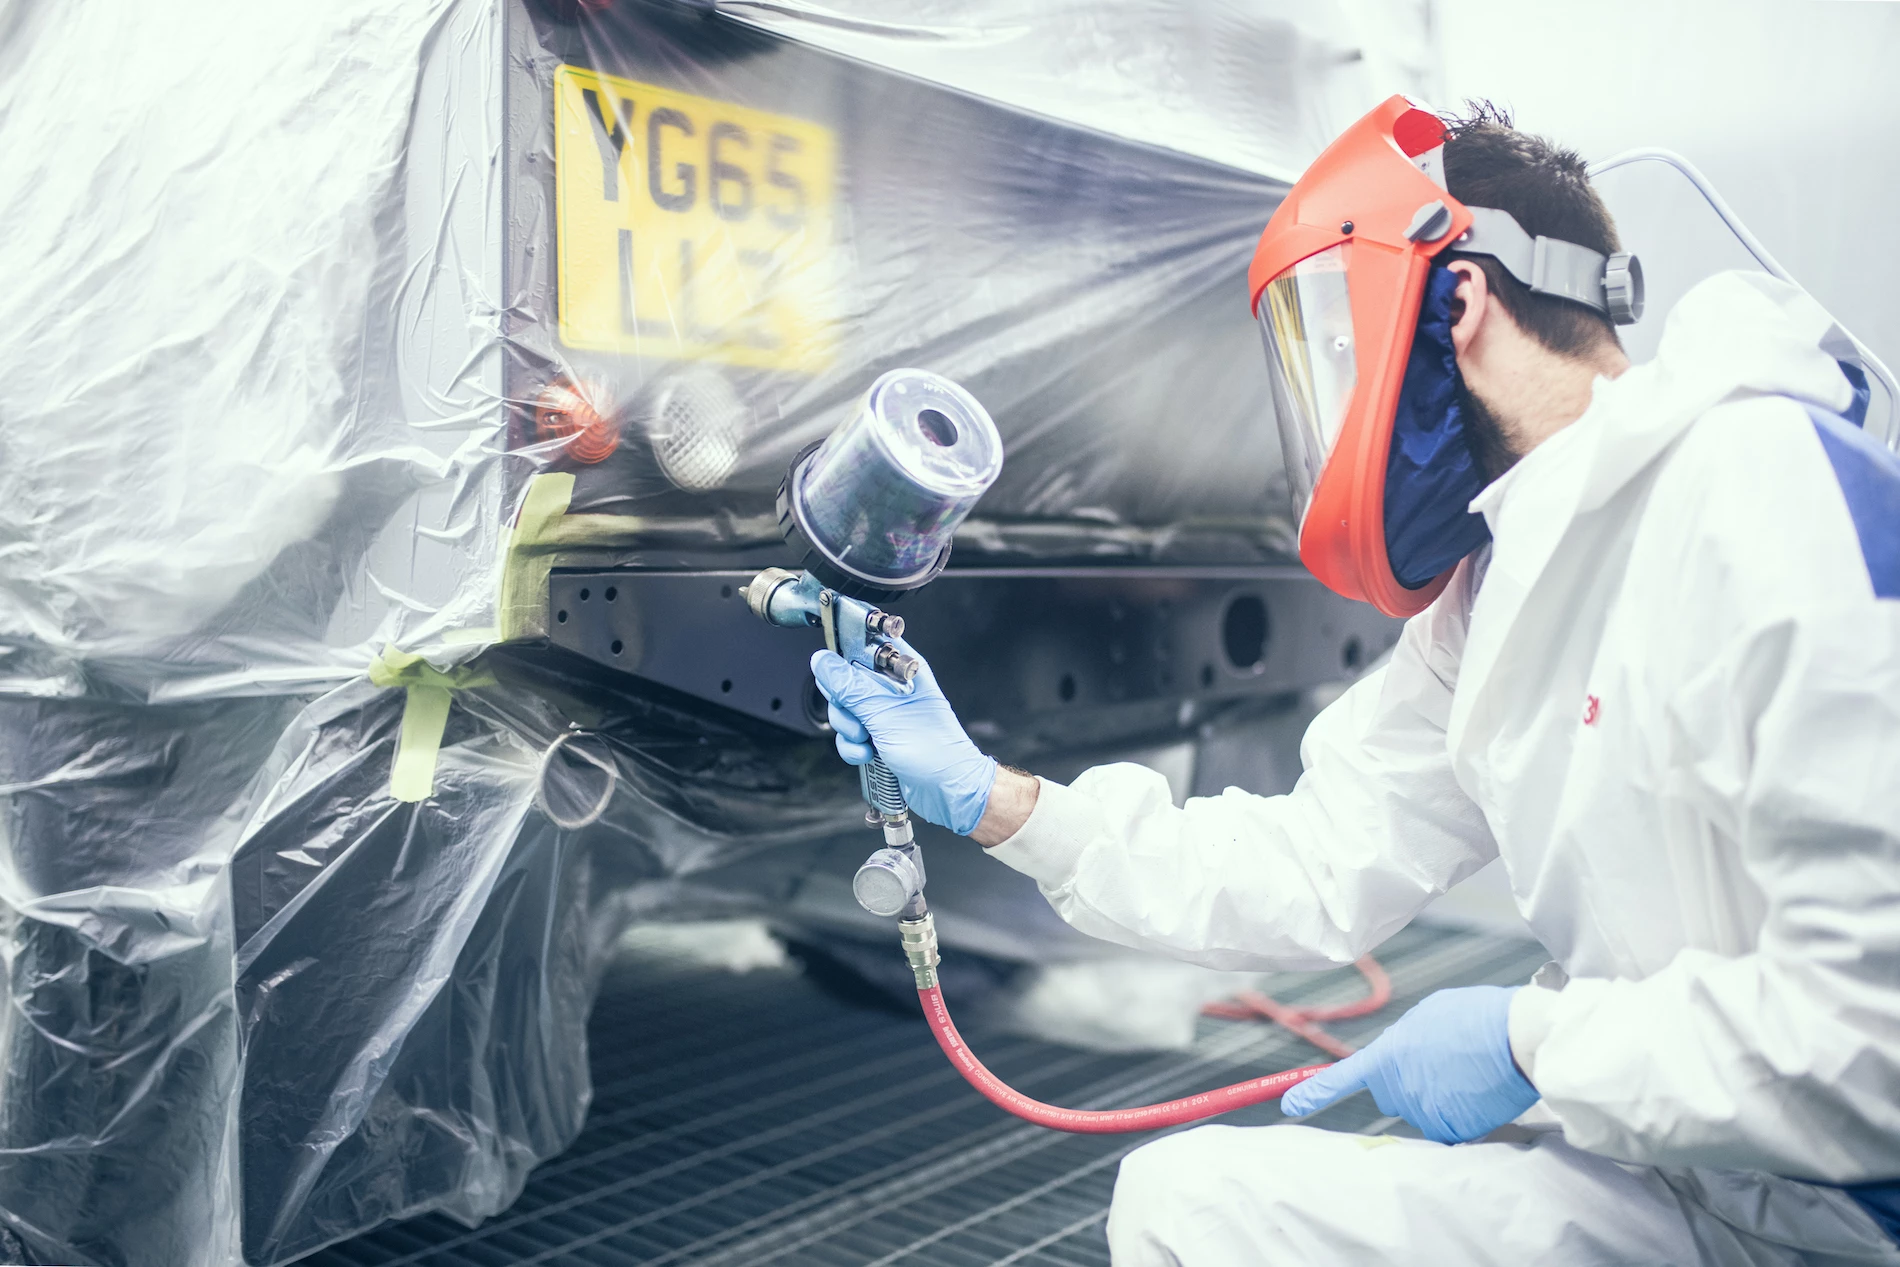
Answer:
(498, 472, 577, 642)
(495, 464, 785, 643)
(369, 647, 497, 803)
(389, 683, 452, 803)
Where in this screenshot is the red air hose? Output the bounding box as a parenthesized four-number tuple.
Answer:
(1201, 955, 1392, 1060)
(917, 984, 1332, 1134)
(898, 914, 1380, 1134)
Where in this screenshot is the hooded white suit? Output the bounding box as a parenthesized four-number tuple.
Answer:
(988, 273, 1900, 1265)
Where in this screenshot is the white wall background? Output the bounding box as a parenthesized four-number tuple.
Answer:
(1434, 0, 1900, 370)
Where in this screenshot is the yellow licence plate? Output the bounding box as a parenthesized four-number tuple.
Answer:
(553, 65, 836, 372)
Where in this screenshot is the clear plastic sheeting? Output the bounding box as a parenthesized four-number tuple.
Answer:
(0, 0, 468, 701)
(222, 657, 866, 1263)
(710, 0, 1438, 184)
(0, 696, 294, 1267)
(501, 0, 1434, 593)
(0, 0, 1429, 1261)
(0, 0, 1431, 694)
(0, 649, 874, 1265)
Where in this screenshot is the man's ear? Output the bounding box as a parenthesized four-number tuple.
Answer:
(1445, 259, 1488, 358)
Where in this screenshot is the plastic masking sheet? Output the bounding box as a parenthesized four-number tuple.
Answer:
(0, 0, 1429, 1260)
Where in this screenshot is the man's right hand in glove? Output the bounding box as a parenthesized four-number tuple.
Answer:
(811, 642, 1039, 844)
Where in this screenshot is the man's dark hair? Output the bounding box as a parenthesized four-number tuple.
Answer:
(1441, 101, 1622, 359)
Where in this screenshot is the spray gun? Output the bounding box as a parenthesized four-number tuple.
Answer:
(739, 368, 1330, 1131)
(739, 566, 927, 918)
(739, 369, 1000, 982)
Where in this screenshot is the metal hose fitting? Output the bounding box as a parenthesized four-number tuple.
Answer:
(899, 911, 939, 989)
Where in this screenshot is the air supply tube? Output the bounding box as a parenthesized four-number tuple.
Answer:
(899, 910, 1333, 1133)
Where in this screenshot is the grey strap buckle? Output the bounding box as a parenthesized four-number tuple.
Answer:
(1457, 205, 1644, 325)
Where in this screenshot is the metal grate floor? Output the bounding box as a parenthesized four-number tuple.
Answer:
(307, 922, 1548, 1266)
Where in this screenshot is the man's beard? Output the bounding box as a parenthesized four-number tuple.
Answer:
(1461, 383, 1520, 483)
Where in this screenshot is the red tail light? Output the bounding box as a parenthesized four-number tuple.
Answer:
(534, 377, 620, 465)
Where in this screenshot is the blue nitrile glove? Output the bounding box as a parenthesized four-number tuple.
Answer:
(1279, 984, 1538, 1143)
(810, 640, 998, 836)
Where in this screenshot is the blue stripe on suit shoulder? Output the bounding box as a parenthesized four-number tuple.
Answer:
(1807, 406, 1900, 600)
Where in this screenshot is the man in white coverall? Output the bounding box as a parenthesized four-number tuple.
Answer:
(813, 99, 1900, 1265)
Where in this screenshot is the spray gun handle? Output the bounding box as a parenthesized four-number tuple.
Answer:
(740, 566, 923, 915)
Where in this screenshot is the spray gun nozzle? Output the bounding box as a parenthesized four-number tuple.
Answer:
(739, 567, 801, 626)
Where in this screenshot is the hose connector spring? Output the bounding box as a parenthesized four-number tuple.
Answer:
(863, 757, 908, 819)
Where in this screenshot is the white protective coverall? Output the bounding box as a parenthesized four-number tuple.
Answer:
(988, 272, 1900, 1266)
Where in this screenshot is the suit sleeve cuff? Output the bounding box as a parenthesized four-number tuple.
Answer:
(1508, 976, 1568, 1085)
(986, 776, 1096, 889)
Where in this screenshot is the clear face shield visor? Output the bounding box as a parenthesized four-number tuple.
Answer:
(1256, 243, 1358, 522)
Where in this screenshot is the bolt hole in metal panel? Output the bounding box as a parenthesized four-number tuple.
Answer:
(311, 921, 1548, 1265)
(545, 570, 1399, 736)
(1220, 592, 1269, 673)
